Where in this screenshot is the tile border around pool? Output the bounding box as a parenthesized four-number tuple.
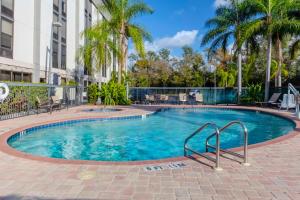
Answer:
(0, 105, 299, 166)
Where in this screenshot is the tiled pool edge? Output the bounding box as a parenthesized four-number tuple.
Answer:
(0, 106, 299, 166)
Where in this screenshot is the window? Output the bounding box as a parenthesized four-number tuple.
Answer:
(53, 0, 59, 12)
(1, 18, 13, 49)
(61, 44, 66, 69)
(0, 70, 32, 82)
(0, 70, 10, 81)
(0, 0, 14, 58)
(52, 41, 58, 68)
(13, 72, 21, 82)
(62, 0, 66, 17)
(2, 0, 13, 18)
(52, 0, 67, 70)
(22, 73, 31, 82)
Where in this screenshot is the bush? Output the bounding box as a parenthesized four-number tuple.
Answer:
(87, 83, 100, 104)
(0, 85, 48, 115)
(100, 79, 131, 106)
(241, 84, 264, 104)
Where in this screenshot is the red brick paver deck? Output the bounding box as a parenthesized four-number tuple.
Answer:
(0, 105, 299, 200)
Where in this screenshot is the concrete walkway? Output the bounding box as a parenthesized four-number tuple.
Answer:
(0, 105, 299, 200)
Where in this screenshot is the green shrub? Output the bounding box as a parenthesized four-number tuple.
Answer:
(100, 78, 131, 106)
(87, 83, 100, 104)
(0, 85, 48, 114)
(241, 84, 264, 104)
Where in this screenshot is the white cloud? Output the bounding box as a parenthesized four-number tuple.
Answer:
(214, 0, 230, 8)
(145, 30, 199, 52)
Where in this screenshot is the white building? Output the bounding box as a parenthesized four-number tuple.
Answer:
(0, 0, 116, 86)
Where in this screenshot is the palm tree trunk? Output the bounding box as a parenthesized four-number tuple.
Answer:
(277, 37, 282, 87)
(118, 34, 123, 83)
(265, 35, 272, 101)
(237, 49, 242, 103)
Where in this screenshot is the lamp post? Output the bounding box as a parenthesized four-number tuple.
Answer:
(48, 21, 62, 84)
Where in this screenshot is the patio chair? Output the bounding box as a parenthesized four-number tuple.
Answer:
(51, 96, 62, 111)
(195, 93, 204, 105)
(145, 94, 155, 104)
(36, 96, 52, 114)
(179, 93, 188, 104)
(256, 93, 281, 107)
(160, 95, 169, 104)
(279, 94, 296, 110)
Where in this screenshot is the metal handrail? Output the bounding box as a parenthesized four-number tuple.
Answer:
(184, 123, 223, 171)
(288, 83, 299, 96)
(205, 121, 249, 166)
(288, 83, 300, 118)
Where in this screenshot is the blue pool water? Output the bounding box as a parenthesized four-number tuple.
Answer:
(8, 108, 295, 161)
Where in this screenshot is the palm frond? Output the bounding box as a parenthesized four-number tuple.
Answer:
(125, 2, 153, 20)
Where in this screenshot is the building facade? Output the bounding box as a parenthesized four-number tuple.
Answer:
(0, 0, 116, 86)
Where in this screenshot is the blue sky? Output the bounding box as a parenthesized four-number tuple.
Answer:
(131, 0, 228, 57)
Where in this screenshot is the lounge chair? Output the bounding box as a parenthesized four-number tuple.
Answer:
(256, 93, 281, 107)
(179, 93, 187, 104)
(279, 94, 296, 110)
(195, 93, 204, 105)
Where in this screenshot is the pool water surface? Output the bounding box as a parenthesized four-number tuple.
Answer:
(8, 108, 295, 161)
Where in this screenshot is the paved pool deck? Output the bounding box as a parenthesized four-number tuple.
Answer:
(0, 105, 299, 200)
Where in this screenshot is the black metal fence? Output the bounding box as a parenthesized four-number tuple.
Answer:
(129, 87, 246, 105)
(0, 83, 84, 121)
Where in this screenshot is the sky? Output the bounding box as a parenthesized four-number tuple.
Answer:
(130, 0, 229, 58)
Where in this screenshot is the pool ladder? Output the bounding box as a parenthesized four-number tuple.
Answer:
(184, 121, 250, 171)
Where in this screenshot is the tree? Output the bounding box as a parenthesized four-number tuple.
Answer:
(202, 0, 250, 102)
(240, 0, 300, 101)
(78, 23, 117, 85)
(95, 0, 153, 83)
(159, 48, 171, 61)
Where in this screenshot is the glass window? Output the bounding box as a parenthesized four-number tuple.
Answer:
(52, 0, 67, 70)
(52, 41, 58, 68)
(61, 44, 66, 69)
(2, 18, 12, 35)
(53, 0, 59, 12)
(0, 70, 11, 81)
(1, 0, 13, 18)
(22, 73, 31, 82)
(62, 0, 66, 16)
(13, 72, 21, 82)
(0, 0, 13, 58)
(61, 18, 66, 42)
(2, 0, 13, 10)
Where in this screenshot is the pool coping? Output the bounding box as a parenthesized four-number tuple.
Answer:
(0, 105, 299, 166)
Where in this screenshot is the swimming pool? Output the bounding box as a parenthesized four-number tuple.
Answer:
(8, 108, 295, 162)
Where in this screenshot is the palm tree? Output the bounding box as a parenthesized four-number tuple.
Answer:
(201, 0, 250, 102)
(78, 22, 118, 86)
(97, 0, 153, 83)
(274, 0, 300, 87)
(239, 0, 300, 101)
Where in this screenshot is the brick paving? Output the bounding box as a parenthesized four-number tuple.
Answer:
(0, 105, 299, 200)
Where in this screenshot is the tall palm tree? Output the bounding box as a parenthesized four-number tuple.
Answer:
(273, 0, 300, 87)
(239, 0, 300, 101)
(201, 0, 250, 102)
(78, 22, 118, 85)
(97, 0, 153, 83)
